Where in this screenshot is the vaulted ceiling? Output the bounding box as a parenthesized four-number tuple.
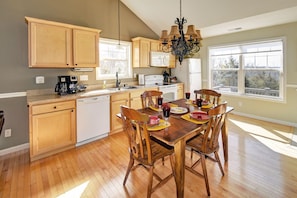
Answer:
(121, 0, 297, 38)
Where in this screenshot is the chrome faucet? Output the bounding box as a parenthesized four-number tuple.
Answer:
(116, 72, 121, 90)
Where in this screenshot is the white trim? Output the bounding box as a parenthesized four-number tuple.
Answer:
(0, 92, 27, 99)
(232, 111, 297, 127)
(286, 84, 297, 88)
(0, 143, 29, 156)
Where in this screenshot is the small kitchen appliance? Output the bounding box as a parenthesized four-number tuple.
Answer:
(55, 75, 78, 95)
(138, 74, 145, 85)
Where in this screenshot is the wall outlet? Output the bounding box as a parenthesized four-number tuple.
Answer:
(4, 129, 11, 137)
(35, 76, 45, 84)
(80, 75, 88, 81)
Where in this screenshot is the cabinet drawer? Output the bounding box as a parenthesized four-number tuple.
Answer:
(32, 100, 76, 115)
(111, 92, 129, 101)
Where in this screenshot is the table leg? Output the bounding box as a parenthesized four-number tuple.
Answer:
(221, 114, 229, 162)
(174, 139, 185, 198)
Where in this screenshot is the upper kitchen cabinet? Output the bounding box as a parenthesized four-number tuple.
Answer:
(132, 37, 161, 68)
(25, 17, 101, 68)
(132, 37, 176, 68)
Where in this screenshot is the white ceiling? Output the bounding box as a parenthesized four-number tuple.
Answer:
(121, 0, 297, 38)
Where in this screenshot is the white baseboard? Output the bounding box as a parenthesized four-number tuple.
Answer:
(0, 143, 29, 156)
(232, 111, 297, 127)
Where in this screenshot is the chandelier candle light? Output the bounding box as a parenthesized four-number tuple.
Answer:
(160, 0, 202, 64)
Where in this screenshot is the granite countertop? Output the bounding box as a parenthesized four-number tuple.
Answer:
(26, 84, 159, 106)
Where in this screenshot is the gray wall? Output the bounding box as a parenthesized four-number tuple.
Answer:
(0, 0, 162, 150)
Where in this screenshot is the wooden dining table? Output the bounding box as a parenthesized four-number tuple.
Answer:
(138, 99, 234, 198)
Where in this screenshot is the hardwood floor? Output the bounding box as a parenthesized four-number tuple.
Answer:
(1, 114, 297, 198)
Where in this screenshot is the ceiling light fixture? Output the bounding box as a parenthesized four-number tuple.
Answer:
(160, 0, 202, 64)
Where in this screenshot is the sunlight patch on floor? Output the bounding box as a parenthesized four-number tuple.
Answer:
(57, 181, 89, 198)
(229, 118, 297, 159)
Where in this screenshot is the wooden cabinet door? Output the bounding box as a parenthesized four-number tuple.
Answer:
(73, 29, 99, 67)
(130, 90, 144, 109)
(150, 40, 160, 51)
(31, 108, 76, 160)
(177, 83, 184, 100)
(110, 93, 129, 134)
(29, 22, 72, 68)
(140, 39, 150, 67)
(168, 54, 176, 68)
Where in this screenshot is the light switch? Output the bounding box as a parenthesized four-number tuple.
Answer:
(35, 76, 45, 84)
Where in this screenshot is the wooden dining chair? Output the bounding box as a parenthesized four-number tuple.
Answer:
(120, 105, 175, 198)
(194, 89, 221, 105)
(141, 90, 163, 108)
(185, 103, 227, 196)
(0, 111, 4, 135)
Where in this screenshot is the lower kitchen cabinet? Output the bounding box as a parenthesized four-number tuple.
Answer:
(130, 87, 158, 109)
(177, 83, 184, 100)
(29, 100, 76, 161)
(110, 92, 129, 134)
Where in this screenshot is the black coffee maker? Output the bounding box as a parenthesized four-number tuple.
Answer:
(55, 76, 78, 95)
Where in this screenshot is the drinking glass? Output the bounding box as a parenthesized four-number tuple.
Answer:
(157, 97, 163, 109)
(196, 98, 203, 110)
(162, 105, 171, 125)
(185, 92, 190, 103)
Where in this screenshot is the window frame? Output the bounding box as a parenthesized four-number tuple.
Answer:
(96, 38, 132, 80)
(208, 37, 285, 102)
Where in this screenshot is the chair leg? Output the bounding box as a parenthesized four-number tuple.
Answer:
(169, 154, 175, 177)
(123, 157, 134, 185)
(147, 166, 154, 198)
(214, 151, 225, 176)
(201, 154, 210, 196)
(190, 148, 194, 159)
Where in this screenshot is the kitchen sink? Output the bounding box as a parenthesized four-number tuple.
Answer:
(122, 86, 138, 89)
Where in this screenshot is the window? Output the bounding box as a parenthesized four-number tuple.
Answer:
(209, 39, 284, 100)
(96, 38, 132, 80)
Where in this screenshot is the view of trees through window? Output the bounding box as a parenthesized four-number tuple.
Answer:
(96, 38, 132, 80)
(209, 39, 283, 100)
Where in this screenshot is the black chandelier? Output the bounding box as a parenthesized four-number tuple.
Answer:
(160, 0, 202, 64)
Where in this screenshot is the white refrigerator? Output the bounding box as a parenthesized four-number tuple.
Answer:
(172, 58, 201, 100)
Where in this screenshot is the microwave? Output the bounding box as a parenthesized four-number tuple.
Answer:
(150, 51, 170, 67)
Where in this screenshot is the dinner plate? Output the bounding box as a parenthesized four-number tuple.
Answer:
(147, 119, 171, 131)
(190, 111, 210, 121)
(170, 107, 188, 114)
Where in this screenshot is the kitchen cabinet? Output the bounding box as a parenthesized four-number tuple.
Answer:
(168, 54, 176, 68)
(29, 100, 76, 161)
(150, 40, 161, 51)
(25, 17, 100, 68)
(132, 37, 162, 68)
(110, 92, 129, 134)
(130, 87, 158, 109)
(177, 83, 184, 100)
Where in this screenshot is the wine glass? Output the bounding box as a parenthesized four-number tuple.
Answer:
(157, 97, 163, 109)
(196, 98, 203, 110)
(162, 104, 171, 125)
(185, 92, 190, 103)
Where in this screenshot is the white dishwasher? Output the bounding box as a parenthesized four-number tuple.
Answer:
(76, 95, 110, 146)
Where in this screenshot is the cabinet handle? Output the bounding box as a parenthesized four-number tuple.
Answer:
(53, 106, 57, 109)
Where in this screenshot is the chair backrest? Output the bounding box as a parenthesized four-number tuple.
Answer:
(0, 111, 4, 135)
(141, 90, 163, 108)
(120, 105, 153, 164)
(194, 89, 221, 105)
(200, 103, 227, 153)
